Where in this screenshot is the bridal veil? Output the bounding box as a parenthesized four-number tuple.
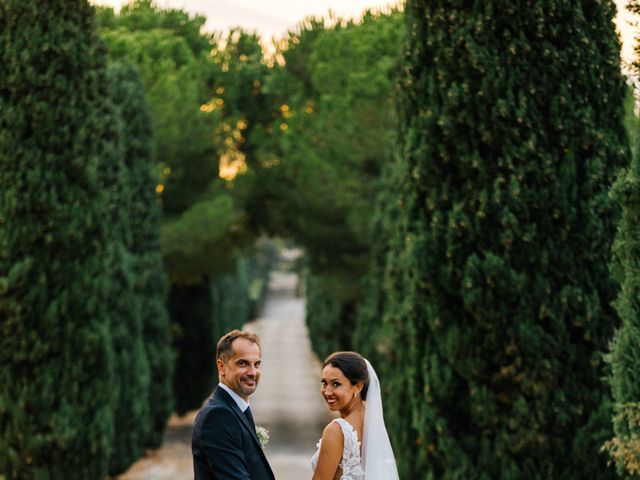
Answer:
(362, 359, 399, 480)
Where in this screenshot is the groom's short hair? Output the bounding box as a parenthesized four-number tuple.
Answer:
(217, 329, 261, 362)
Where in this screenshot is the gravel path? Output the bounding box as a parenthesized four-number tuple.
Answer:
(120, 271, 332, 480)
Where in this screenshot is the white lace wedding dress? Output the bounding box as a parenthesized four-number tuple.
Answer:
(311, 418, 365, 480)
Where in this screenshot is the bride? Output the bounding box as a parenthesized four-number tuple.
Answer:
(311, 351, 399, 480)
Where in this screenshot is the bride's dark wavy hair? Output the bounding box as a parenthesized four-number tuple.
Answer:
(323, 351, 370, 400)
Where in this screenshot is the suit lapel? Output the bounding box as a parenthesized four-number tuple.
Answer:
(213, 387, 275, 479)
(213, 387, 262, 448)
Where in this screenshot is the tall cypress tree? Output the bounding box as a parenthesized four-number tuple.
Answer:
(606, 123, 640, 478)
(170, 279, 215, 415)
(112, 62, 175, 451)
(106, 61, 173, 451)
(0, 1, 117, 478)
(605, 4, 640, 472)
(356, 1, 628, 478)
(171, 259, 251, 415)
(104, 62, 158, 474)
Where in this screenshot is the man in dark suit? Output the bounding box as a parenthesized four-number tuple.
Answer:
(192, 329, 275, 480)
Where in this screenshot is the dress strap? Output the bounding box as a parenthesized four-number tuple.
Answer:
(332, 418, 364, 479)
(333, 419, 359, 450)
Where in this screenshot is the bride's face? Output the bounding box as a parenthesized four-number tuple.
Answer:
(320, 364, 362, 412)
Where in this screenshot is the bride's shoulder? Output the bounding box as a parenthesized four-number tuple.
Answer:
(317, 420, 344, 456)
(321, 420, 344, 443)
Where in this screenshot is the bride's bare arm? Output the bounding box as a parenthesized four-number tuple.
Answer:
(312, 422, 344, 480)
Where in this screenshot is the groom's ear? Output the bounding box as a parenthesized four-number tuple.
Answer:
(216, 358, 225, 377)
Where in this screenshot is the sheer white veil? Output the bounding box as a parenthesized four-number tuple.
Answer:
(362, 358, 399, 480)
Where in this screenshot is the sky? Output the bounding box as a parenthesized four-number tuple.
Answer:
(616, 0, 638, 66)
(93, 0, 637, 64)
(92, 0, 399, 42)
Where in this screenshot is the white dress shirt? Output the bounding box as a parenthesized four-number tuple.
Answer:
(218, 382, 250, 412)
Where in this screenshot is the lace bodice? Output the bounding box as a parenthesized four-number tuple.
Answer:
(311, 418, 364, 480)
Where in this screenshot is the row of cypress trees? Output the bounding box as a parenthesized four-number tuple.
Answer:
(352, 0, 630, 479)
(0, 2, 172, 478)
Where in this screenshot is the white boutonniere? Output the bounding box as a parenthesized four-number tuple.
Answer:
(255, 425, 270, 447)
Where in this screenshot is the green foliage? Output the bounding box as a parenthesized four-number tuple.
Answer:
(106, 61, 173, 455)
(352, 160, 402, 366)
(204, 28, 281, 243)
(210, 257, 253, 344)
(162, 193, 243, 284)
(604, 24, 640, 473)
(305, 272, 358, 360)
(624, 86, 640, 161)
(97, 0, 212, 57)
(171, 259, 252, 415)
(98, 1, 259, 283)
(99, 63, 151, 476)
(268, 10, 402, 255)
(208, 28, 274, 166)
(98, 2, 262, 426)
(169, 279, 214, 415)
(356, 1, 628, 478)
(0, 1, 117, 477)
(248, 238, 283, 317)
(98, 13, 219, 216)
(263, 11, 403, 358)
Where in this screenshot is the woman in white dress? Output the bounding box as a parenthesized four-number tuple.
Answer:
(311, 352, 399, 480)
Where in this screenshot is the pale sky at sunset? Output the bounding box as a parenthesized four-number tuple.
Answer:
(615, 0, 638, 66)
(92, 0, 399, 42)
(93, 0, 638, 65)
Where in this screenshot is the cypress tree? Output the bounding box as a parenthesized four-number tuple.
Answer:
(306, 272, 357, 360)
(171, 259, 252, 415)
(106, 62, 174, 452)
(357, 1, 628, 478)
(104, 62, 157, 474)
(118, 63, 175, 451)
(606, 122, 640, 478)
(604, 12, 640, 473)
(210, 258, 252, 342)
(170, 279, 215, 415)
(0, 1, 117, 478)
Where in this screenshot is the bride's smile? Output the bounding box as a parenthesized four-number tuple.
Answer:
(320, 364, 363, 414)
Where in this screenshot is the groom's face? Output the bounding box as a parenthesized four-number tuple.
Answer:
(217, 338, 262, 400)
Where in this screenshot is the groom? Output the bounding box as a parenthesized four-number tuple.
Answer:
(192, 329, 275, 480)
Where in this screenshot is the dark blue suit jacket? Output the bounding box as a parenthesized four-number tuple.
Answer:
(192, 387, 275, 480)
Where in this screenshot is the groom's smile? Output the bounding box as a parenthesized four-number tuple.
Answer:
(217, 337, 262, 401)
